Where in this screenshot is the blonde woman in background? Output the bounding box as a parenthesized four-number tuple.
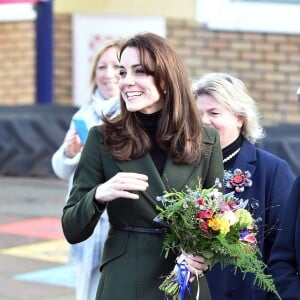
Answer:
(192, 72, 295, 300)
(51, 39, 121, 300)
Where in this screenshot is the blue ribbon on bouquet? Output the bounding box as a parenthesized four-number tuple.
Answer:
(177, 259, 192, 300)
(163, 258, 192, 300)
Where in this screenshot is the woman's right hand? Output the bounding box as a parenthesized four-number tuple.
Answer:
(64, 130, 83, 158)
(95, 172, 149, 203)
(186, 254, 209, 282)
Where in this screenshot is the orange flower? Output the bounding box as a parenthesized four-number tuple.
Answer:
(208, 218, 220, 231)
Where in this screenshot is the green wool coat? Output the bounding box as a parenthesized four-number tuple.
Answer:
(62, 125, 223, 300)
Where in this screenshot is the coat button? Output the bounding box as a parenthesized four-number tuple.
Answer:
(229, 289, 237, 296)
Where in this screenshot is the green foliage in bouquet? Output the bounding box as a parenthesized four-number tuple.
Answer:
(154, 180, 281, 299)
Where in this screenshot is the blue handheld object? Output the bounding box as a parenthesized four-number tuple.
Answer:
(73, 118, 88, 144)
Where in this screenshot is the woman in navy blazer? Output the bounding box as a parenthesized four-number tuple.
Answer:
(268, 175, 300, 300)
(193, 72, 295, 300)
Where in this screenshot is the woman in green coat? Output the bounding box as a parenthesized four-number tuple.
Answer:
(62, 32, 223, 300)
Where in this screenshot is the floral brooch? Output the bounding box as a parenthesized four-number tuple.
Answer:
(224, 168, 253, 193)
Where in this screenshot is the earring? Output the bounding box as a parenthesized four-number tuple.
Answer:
(163, 90, 167, 94)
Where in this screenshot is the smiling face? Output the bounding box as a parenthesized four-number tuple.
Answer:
(118, 47, 163, 114)
(196, 93, 243, 149)
(95, 46, 120, 99)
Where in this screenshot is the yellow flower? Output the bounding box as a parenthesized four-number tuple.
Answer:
(208, 218, 220, 231)
(219, 215, 231, 235)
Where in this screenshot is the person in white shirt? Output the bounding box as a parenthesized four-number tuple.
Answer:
(51, 39, 120, 300)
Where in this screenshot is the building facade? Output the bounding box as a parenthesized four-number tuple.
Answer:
(0, 0, 300, 125)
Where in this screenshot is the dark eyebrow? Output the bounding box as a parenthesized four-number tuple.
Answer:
(119, 63, 154, 76)
(119, 64, 142, 69)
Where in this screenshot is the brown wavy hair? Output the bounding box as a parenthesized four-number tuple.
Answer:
(102, 32, 203, 164)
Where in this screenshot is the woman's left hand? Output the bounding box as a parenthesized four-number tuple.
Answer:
(185, 254, 208, 282)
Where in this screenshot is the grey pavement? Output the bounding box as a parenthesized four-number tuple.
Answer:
(0, 176, 75, 300)
(0, 176, 68, 218)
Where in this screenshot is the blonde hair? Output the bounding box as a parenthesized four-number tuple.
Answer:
(88, 39, 121, 101)
(192, 72, 265, 143)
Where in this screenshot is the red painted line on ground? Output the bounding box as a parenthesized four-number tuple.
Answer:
(0, 217, 64, 239)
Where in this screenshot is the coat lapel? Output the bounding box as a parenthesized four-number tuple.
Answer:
(162, 157, 198, 192)
(116, 154, 196, 206)
(227, 139, 257, 198)
(116, 154, 165, 205)
(233, 139, 257, 177)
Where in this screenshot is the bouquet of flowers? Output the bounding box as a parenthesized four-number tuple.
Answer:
(154, 179, 281, 300)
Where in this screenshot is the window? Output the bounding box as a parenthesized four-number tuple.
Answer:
(232, 0, 300, 3)
(196, 0, 300, 34)
(0, 3, 36, 22)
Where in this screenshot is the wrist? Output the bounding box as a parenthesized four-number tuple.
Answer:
(94, 198, 106, 210)
(64, 148, 74, 158)
(97, 199, 106, 205)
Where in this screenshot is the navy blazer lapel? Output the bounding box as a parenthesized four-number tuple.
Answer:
(227, 139, 257, 199)
(233, 139, 257, 176)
